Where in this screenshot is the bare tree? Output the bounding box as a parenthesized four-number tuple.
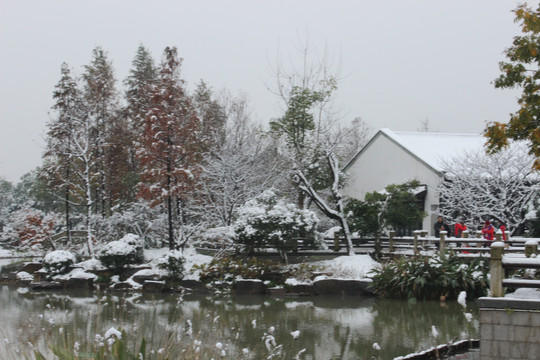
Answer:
(438, 143, 540, 235)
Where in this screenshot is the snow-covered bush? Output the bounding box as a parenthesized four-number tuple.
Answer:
(233, 190, 319, 260)
(157, 250, 185, 284)
(90, 201, 169, 248)
(98, 234, 144, 272)
(43, 250, 77, 275)
(193, 226, 235, 249)
(1, 203, 59, 249)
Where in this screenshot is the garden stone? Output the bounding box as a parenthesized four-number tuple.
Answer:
(29, 281, 63, 290)
(65, 277, 94, 290)
(143, 280, 165, 293)
(313, 278, 374, 296)
(21, 262, 43, 274)
(119, 265, 151, 281)
(267, 287, 286, 297)
(132, 271, 161, 285)
(234, 279, 265, 295)
(111, 282, 133, 291)
(286, 284, 313, 295)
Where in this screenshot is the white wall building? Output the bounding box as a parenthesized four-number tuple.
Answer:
(342, 128, 486, 234)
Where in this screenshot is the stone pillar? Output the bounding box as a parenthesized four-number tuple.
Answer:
(489, 241, 505, 297)
(462, 230, 469, 238)
(524, 240, 538, 258)
(413, 230, 420, 255)
(476, 230, 482, 247)
(333, 231, 340, 252)
(389, 230, 395, 253)
(439, 231, 447, 253)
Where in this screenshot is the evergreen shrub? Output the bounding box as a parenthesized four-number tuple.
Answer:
(370, 252, 489, 300)
(233, 190, 319, 256)
(43, 250, 77, 275)
(98, 233, 144, 273)
(157, 250, 185, 284)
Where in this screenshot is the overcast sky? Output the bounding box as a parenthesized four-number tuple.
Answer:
(0, 0, 524, 183)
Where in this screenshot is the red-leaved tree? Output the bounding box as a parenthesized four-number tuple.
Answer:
(137, 47, 203, 250)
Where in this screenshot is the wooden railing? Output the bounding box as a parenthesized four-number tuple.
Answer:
(324, 230, 530, 256)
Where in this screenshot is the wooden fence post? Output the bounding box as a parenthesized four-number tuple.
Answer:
(489, 241, 505, 297)
(389, 231, 395, 253)
(333, 231, 340, 252)
(439, 231, 447, 253)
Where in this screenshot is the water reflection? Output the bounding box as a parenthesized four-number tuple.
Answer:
(0, 286, 478, 359)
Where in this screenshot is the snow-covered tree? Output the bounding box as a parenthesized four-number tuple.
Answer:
(438, 144, 540, 235)
(44, 62, 97, 256)
(197, 94, 286, 226)
(44, 62, 81, 241)
(0, 177, 15, 233)
(268, 40, 370, 255)
(82, 46, 120, 216)
(0, 203, 59, 249)
(137, 47, 203, 250)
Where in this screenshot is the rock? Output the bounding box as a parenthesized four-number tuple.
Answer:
(119, 265, 151, 281)
(111, 282, 133, 290)
(21, 262, 43, 274)
(65, 277, 94, 290)
(286, 284, 313, 296)
(313, 278, 374, 296)
(234, 279, 265, 295)
(28, 281, 63, 290)
(131, 270, 161, 285)
(267, 287, 286, 297)
(143, 280, 165, 293)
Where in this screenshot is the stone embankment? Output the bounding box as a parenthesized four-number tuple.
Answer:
(0, 260, 375, 297)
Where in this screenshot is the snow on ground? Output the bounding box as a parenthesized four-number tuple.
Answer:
(314, 254, 380, 280)
(505, 288, 540, 300)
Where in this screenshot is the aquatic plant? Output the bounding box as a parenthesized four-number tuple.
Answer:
(370, 252, 489, 300)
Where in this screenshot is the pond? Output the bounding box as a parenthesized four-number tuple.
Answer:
(0, 285, 478, 359)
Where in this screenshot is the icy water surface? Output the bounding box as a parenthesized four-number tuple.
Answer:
(0, 285, 478, 359)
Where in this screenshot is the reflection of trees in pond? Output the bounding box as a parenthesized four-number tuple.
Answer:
(0, 288, 480, 359)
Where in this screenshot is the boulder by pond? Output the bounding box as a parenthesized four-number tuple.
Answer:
(313, 278, 374, 296)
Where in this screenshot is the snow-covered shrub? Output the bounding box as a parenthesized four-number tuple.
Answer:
(233, 190, 319, 258)
(43, 250, 77, 275)
(90, 201, 169, 247)
(193, 226, 235, 249)
(1, 203, 59, 249)
(157, 250, 185, 284)
(98, 234, 144, 273)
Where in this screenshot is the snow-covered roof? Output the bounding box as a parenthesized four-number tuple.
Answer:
(345, 128, 487, 174)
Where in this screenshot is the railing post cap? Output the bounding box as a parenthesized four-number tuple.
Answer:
(491, 241, 505, 248)
(440, 230, 447, 234)
(413, 230, 422, 234)
(525, 239, 539, 246)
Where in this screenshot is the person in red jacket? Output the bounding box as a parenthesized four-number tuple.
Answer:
(495, 220, 507, 241)
(454, 220, 467, 238)
(482, 220, 495, 246)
